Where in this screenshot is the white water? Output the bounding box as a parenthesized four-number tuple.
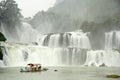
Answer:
(0, 22, 40, 43)
(1, 42, 120, 67)
(85, 50, 120, 67)
(0, 42, 88, 66)
(0, 30, 91, 67)
(0, 22, 120, 67)
(16, 22, 40, 42)
(38, 30, 91, 49)
(105, 31, 120, 50)
(84, 30, 120, 67)
(0, 60, 4, 66)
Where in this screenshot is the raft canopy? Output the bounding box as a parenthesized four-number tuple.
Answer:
(27, 63, 41, 67)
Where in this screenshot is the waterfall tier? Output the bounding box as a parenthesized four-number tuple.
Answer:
(38, 30, 91, 49)
(0, 30, 120, 67)
(1, 42, 120, 67)
(0, 22, 40, 42)
(105, 31, 120, 50)
(0, 30, 91, 67)
(85, 50, 120, 67)
(1, 42, 88, 66)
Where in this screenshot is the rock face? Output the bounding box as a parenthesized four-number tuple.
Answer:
(0, 48, 3, 60)
(0, 32, 6, 42)
(0, 32, 6, 60)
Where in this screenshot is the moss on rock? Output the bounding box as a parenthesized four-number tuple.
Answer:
(106, 74, 120, 78)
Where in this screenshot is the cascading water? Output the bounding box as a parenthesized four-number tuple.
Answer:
(39, 30, 91, 49)
(16, 22, 40, 43)
(105, 31, 120, 50)
(85, 50, 120, 67)
(0, 29, 120, 67)
(0, 22, 40, 43)
(0, 60, 4, 66)
(0, 30, 91, 67)
(84, 30, 120, 67)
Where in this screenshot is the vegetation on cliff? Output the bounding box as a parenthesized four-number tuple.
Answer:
(0, 0, 22, 27)
(0, 0, 21, 60)
(29, 11, 81, 33)
(81, 13, 120, 32)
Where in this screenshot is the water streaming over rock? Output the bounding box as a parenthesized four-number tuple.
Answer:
(105, 31, 120, 50)
(84, 30, 120, 67)
(39, 30, 91, 49)
(0, 60, 4, 67)
(85, 50, 120, 67)
(0, 30, 91, 67)
(0, 30, 120, 67)
(0, 22, 40, 43)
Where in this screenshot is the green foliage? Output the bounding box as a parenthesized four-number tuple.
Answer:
(29, 11, 81, 33)
(0, 0, 22, 27)
(81, 13, 120, 32)
(80, 13, 120, 49)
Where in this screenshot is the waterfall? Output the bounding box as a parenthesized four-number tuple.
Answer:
(39, 30, 91, 49)
(0, 30, 120, 67)
(48, 34, 60, 47)
(105, 31, 120, 50)
(16, 22, 40, 42)
(85, 50, 120, 67)
(84, 30, 120, 67)
(0, 60, 4, 67)
(0, 30, 91, 67)
(0, 22, 40, 43)
(0, 42, 88, 66)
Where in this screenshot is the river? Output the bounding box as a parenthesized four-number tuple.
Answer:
(0, 67, 120, 80)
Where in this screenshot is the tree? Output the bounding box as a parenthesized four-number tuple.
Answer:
(0, 0, 22, 27)
(0, 0, 21, 60)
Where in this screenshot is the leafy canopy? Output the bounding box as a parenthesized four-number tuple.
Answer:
(0, 0, 22, 27)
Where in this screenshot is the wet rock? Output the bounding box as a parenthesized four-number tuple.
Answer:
(99, 63, 106, 67)
(106, 74, 120, 78)
(42, 68, 49, 71)
(54, 70, 58, 71)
